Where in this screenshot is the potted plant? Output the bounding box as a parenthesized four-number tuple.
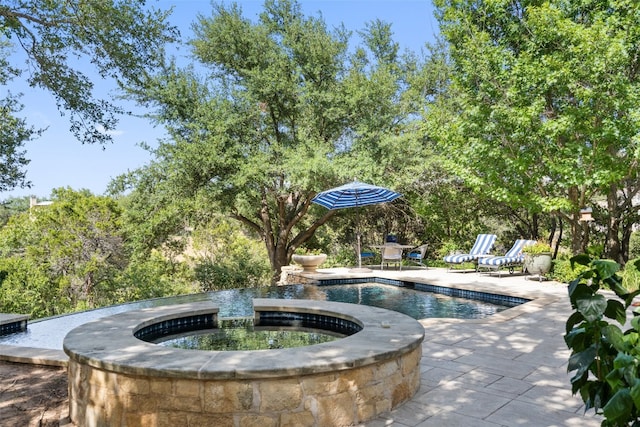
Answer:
(292, 247, 327, 272)
(522, 241, 552, 278)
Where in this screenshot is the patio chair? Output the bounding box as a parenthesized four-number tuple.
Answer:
(381, 244, 403, 270)
(477, 239, 536, 277)
(443, 234, 497, 271)
(406, 244, 428, 268)
(360, 248, 376, 265)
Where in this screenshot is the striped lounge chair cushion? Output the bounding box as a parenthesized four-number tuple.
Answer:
(477, 255, 523, 267)
(443, 234, 497, 264)
(477, 239, 536, 268)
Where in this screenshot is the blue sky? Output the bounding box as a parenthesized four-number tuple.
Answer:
(3, 0, 438, 200)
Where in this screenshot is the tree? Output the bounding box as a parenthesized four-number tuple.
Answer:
(114, 0, 426, 282)
(0, 0, 178, 190)
(0, 41, 38, 191)
(0, 188, 126, 315)
(428, 0, 640, 260)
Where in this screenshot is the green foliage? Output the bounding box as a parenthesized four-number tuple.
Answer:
(113, 251, 196, 304)
(630, 233, 640, 260)
(189, 216, 271, 291)
(622, 259, 640, 293)
(0, 188, 127, 316)
(429, 0, 640, 256)
(522, 241, 551, 255)
(115, 0, 429, 281)
(551, 257, 590, 284)
(437, 239, 460, 259)
(0, 1, 179, 191)
(565, 255, 640, 426)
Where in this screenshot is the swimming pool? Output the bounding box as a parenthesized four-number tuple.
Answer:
(0, 282, 521, 350)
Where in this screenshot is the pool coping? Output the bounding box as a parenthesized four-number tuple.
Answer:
(62, 299, 425, 380)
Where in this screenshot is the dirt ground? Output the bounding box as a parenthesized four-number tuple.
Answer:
(0, 361, 69, 427)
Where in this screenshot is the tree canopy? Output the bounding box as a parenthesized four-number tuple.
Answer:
(0, 0, 178, 191)
(114, 0, 427, 281)
(428, 0, 640, 258)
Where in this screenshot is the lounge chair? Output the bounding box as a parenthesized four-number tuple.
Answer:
(406, 244, 428, 268)
(380, 244, 403, 270)
(443, 234, 497, 270)
(477, 239, 536, 276)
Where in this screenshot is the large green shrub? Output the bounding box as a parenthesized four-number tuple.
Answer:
(190, 217, 270, 291)
(565, 255, 640, 426)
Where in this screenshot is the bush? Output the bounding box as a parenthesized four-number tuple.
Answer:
(565, 255, 640, 425)
(551, 257, 589, 283)
(622, 258, 640, 292)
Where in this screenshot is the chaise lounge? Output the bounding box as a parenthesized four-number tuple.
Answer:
(477, 239, 536, 277)
(443, 234, 497, 271)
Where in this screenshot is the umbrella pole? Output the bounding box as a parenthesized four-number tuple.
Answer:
(357, 232, 362, 269)
(349, 225, 372, 273)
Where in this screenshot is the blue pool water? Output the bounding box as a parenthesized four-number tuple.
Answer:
(0, 283, 517, 350)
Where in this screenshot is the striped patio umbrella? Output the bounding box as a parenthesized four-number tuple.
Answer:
(312, 180, 402, 270)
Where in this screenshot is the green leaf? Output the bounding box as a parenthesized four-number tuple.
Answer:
(630, 383, 640, 411)
(603, 325, 626, 352)
(569, 282, 594, 306)
(571, 254, 592, 268)
(606, 368, 624, 389)
(593, 260, 620, 281)
(604, 300, 626, 325)
(568, 345, 597, 378)
(603, 389, 633, 423)
(576, 294, 607, 322)
(566, 311, 585, 334)
(624, 290, 640, 308)
(565, 327, 586, 350)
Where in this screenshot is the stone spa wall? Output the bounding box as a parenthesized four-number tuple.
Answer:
(64, 299, 425, 427)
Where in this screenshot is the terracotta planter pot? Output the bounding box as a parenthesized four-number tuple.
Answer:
(292, 254, 327, 272)
(524, 253, 552, 276)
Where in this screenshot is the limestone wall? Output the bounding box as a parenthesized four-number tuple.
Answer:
(68, 346, 421, 427)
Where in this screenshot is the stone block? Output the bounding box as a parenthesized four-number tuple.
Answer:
(126, 412, 159, 427)
(300, 373, 338, 395)
(392, 382, 412, 407)
(168, 395, 202, 412)
(356, 400, 377, 421)
(280, 411, 316, 427)
(337, 366, 375, 389)
(174, 379, 200, 397)
(401, 347, 422, 376)
(118, 375, 150, 395)
(150, 378, 172, 395)
(238, 414, 278, 427)
(188, 413, 234, 427)
(259, 379, 302, 411)
(316, 391, 356, 426)
(374, 359, 401, 380)
(125, 393, 157, 413)
(204, 381, 253, 412)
